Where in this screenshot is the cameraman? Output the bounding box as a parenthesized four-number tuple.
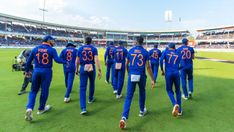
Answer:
(17, 49, 33, 95)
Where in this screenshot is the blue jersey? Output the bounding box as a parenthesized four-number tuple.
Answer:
(60, 47, 78, 72)
(77, 44, 98, 65)
(176, 45, 194, 68)
(104, 45, 115, 62)
(26, 43, 66, 72)
(127, 45, 149, 76)
(160, 48, 181, 73)
(149, 48, 162, 64)
(113, 46, 128, 63)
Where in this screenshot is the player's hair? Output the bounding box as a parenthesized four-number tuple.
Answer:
(85, 37, 92, 44)
(182, 38, 188, 45)
(136, 36, 144, 45)
(154, 44, 158, 48)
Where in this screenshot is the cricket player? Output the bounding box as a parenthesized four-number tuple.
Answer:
(24, 35, 67, 121)
(104, 41, 115, 90)
(76, 37, 102, 115)
(160, 43, 182, 117)
(119, 36, 155, 129)
(177, 38, 195, 100)
(148, 44, 162, 82)
(112, 41, 128, 99)
(60, 42, 78, 103)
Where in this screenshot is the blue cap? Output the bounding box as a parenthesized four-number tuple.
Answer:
(66, 42, 76, 47)
(118, 41, 124, 45)
(182, 38, 188, 44)
(43, 35, 55, 42)
(108, 41, 114, 45)
(168, 43, 175, 49)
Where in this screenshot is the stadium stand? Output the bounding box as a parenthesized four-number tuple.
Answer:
(196, 26, 234, 49)
(0, 13, 189, 47)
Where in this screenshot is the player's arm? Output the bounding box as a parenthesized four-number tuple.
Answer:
(76, 57, 80, 76)
(191, 48, 195, 59)
(53, 49, 67, 64)
(125, 59, 129, 73)
(126, 52, 130, 73)
(104, 48, 108, 66)
(146, 60, 155, 88)
(59, 50, 65, 60)
(160, 52, 165, 75)
(25, 49, 34, 76)
(95, 55, 102, 79)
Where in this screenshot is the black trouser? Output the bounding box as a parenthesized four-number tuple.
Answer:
(20, 76, 32, 91)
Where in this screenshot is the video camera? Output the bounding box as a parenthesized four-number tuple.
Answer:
(12, 63, 26, 72)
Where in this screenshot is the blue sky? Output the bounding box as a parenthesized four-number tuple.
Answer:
(0, 0, 233, 31)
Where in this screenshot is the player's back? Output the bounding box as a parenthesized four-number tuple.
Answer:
(149, 48, 161, 64)
(128, 46, 148, 76)
(177, 45, 194, 68)
(162, 49, 181, 73)
(113, 46, 128, 63)
(78, 44, 97, 65)
(106, 45, 115, 61)
(32, 44, 56, 69)
(61, 47, 78, 72)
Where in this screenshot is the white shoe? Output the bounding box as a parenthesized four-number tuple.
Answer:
(178, 111, 183, 116)
(172, 104, 179, 117)
(37, 105, 52, 115)
(116, 94, 122, 99)
(25, 109, 33, 121)
(113, 90, 117, 94)
(139, 107, 147, 117)
(88, 98, 95, 104)
(64, 97, 71, 103)
(182, 94, 188, 100)
(119, 117, 126, 129)
(105, 80, 109, 84)
(80, 110, 87, 115)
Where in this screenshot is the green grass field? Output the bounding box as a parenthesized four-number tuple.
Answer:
(0, 49, 234, 132)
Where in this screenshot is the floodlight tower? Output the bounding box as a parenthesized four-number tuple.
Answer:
(164, 10, 173, 42)
(39, 0, 48, 22)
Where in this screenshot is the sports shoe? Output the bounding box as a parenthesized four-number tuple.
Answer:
(139, 108, 147, 117)
(18, 90, 26, 95)
(182, 94, 188, 100)
(113, 90, 117, 94)
(64, 97, 71, 103)
(37, 105, 52, 115)
(172, 104, 179, 117)
(80, 109, 87, 115)
(119, 117, 126, 129)
(105, 80, 109, 84)
(25, 109, 33, 121)
(116, 94, 122, 99)
(178, 111, 183, 116)
(88, 98, 95, 104)
(188, 92, 192, 99)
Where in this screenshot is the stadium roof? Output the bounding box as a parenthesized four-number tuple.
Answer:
(0, 12, 189, 34)
(197, 25, 234, 32)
